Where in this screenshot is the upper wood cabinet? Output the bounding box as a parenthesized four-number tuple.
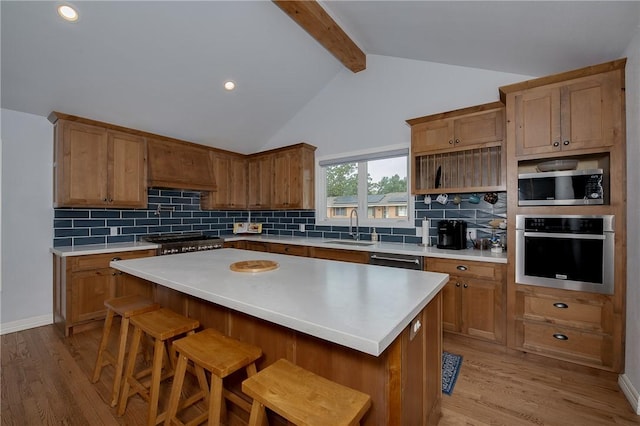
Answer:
(147, 138, 217, 191)
(410, 104, 504, 153)
(407, 102, 505, 195)
(500, 65, 623, 158)
(201, 150, 247, 210)
(50, 116, 147, 208)
(272, 143, 316, 210)
(247, 153, 273, 210)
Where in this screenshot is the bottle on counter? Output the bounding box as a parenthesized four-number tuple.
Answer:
(371, 228, 378, 242)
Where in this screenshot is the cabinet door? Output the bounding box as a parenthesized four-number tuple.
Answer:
(108, 131, 147, 208)
(71, 268, 114, 323)
(203, 153, 247, 209)
(411, 120, 454, 153)
(454, 109, 504, 146)
(514, 87, 562, 156)
(228, 156, 247, 209)
(55, 121, 109, 206)
(441, 280, 461, 333)
(247, 154, 273, 209)
(461, 277, 504, 343)
(272, 150, 298, 209)
(560, 71, 620, 151)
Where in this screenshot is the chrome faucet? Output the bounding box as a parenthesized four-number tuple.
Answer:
(349, 209, 359, 240)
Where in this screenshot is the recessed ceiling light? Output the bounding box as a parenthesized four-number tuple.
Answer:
(57, 5, 79, 22)
(224, 81, 236, 91)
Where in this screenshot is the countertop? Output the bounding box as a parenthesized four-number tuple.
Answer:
(226, 234, 508, 263)
(51, 234, 507, 264)
(50, 241, 159, 257)
(110, 248, 449, 356)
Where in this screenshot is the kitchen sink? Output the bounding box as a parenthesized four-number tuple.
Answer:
(324, 239, 377, 247)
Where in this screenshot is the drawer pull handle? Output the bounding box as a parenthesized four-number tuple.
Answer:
(553, 302, 569, 309)
(455, 282, 461, 287)
(553, 333, 569, 341)
(463, 283, 468, 289)
(456, 265, 468, 271)
(111, 257, 122, 262)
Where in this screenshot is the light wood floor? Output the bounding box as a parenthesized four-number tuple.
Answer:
(1, 324, 638, 425)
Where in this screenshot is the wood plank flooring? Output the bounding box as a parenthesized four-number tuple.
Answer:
(1, 324, 638, 425)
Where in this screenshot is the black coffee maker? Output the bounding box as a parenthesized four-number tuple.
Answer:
(437, 220, 467, 250)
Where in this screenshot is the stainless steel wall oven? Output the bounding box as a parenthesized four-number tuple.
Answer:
(515, 215, 614, 294)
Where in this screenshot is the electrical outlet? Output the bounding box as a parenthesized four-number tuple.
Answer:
(468, 229, 477, 241)
(110, 226, 118, 236)
(299, 224, 305, 232)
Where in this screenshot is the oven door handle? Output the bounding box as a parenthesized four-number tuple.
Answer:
(522, 231, 606, 240)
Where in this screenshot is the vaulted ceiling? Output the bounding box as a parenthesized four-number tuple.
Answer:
(2, 1, 638, 154)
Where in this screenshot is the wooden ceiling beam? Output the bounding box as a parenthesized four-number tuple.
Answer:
(273, 0, 366, 73)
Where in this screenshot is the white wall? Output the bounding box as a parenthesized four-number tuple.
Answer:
(622, 29, 640, 414)
(265, 54, 533, 156)
(0, 109, 54, 333)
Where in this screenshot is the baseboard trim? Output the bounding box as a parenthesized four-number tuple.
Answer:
(0, 314, 53, 335)
(619, 373, 640, 415)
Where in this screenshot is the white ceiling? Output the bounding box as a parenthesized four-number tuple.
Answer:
(2, 1, 639, 154)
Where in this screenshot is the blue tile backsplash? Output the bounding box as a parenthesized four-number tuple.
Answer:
(53, 188, 507, 248)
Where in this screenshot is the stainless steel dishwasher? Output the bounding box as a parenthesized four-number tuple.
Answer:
(369, 252, 424, 270)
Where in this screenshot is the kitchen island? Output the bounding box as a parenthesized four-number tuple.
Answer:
(111, 248, 449, 425)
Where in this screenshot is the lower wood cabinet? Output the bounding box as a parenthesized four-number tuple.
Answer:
(428, 258, 505, 344)
(53, 249, 156, 336)
(514, 286, 616, 370)
(308, 247, 369, 264)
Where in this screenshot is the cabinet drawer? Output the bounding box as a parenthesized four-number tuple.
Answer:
(71, 250, 156, 271)
(523, 294, 607, 332)
(522, 321, 611, 366)
(310, 247, 369, 264)
(428, 258, 502, 280)
(269, 243, 308, 257)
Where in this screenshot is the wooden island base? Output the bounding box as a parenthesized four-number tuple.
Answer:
(154, 284, 443, 426)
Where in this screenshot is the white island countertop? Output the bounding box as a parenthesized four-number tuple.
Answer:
(111, 248, 449, 357)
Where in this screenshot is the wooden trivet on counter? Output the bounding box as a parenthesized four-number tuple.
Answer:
(230, 260, 279, 273)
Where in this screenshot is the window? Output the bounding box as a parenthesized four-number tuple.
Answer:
(318, 146, 413, 227)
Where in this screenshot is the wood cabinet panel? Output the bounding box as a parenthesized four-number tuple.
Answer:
(511, 70, 621, 157)
(139, 285, 442, 425)
(503, 60, 626, 372)
(147, 138, 216, 191)
(409, 102, 505, 194)
(429, 259, 505, 344)
(309, 247, 369, 264)
(244, 241, 269, 252)
(271, 144, 316, 210)
(71, 268, 114, 324)
(247, 153, 273, 210)
(202, 151, 247, 210)
(109, 131, 147, 207)
(53, 249, 156, 336)
(52, 118, 147, 208)
(268, 243, 308, 257)
(521, 321, 611, 366)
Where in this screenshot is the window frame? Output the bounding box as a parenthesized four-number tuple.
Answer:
(316, 145, 414, 229)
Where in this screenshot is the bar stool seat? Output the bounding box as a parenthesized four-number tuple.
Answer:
(242, 358, 372, 426)
(164, 328, 262, 426)
(91, 294, 160, 407)
(118, 308, 200, 426)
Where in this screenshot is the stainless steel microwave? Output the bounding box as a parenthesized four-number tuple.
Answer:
(518, 169, 604, 206)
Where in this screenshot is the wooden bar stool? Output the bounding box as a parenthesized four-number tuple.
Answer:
(118, 308, 200, 426)
(242, 358, 372, 426)
(164, 328, 262, 426)
(91, 294, 160, 407)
